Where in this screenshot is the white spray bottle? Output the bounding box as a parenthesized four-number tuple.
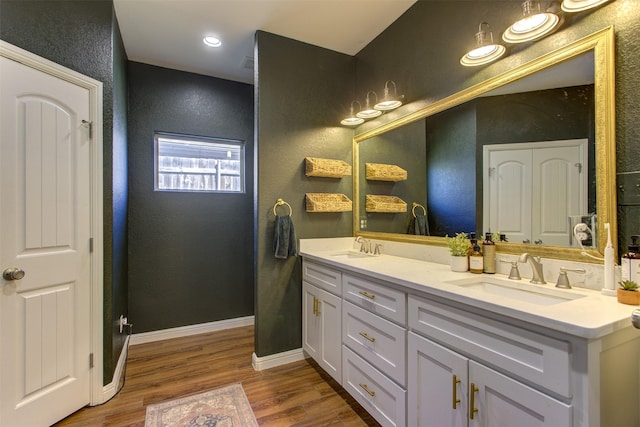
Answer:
(602, 222, 616, 296)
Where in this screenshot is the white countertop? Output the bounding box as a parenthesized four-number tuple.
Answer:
(299, 239, 637, 340)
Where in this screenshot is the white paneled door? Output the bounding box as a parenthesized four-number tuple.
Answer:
(1, 55, 92, 426)
(484, 140, 587, 246)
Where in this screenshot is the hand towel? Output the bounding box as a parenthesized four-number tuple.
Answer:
(273, 215, 297, 259)
(414, 213, 429, 236)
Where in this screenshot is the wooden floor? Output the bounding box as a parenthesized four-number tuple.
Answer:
(55, 325, 380, 426)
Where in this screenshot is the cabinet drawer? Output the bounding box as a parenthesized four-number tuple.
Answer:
(343, 273, 406, 325)
(408, 294, 571, 398)
(343, 346, 406, 427)
(343, 301, 406, 386)
(303, 260, 341, 295)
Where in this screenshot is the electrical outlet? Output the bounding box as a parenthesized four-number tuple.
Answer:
(118, 315, 127, 334)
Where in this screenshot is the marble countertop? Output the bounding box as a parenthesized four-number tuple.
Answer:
(299, 239, 637, 340)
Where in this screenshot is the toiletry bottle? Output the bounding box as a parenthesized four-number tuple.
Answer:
(483, 232, 496, 274)
(621, 235, 640, 282)
(467, 232, 476, 263)
(469, 240, 483, 274)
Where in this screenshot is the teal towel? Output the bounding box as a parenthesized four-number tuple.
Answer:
(274, 215, 297, 259)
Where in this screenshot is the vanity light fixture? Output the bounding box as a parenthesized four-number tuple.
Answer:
(203, 36, 222, 47)
(374, 80, 404, 111)
(561, 0, 611, 12)
(460, 22, 506, 67)
(502, 0, 561, 44)
(356, 91, 382, 119)
(340, 101, 365, 126)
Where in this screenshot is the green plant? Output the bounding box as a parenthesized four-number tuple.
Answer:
(619, 280, 639, 291)
(445, 232, 469, 257)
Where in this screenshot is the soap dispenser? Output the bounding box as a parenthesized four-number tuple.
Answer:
(621, 235, 640, 282)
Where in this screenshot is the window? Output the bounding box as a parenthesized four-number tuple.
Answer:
(155, 133, 245, 193)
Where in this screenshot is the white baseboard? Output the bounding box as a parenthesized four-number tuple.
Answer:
(252, 348, 306, 371)
(98, 334, 129, 405)
(129, 316, 254, 346)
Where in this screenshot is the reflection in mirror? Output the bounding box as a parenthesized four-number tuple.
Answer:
(354, 27, 616, 261)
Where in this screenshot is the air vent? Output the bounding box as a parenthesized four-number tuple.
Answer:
(242, 56, 254, 70)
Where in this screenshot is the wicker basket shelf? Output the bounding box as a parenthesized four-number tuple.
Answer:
(306, 193, 353, 212)
(365, 195, 407, 213)
(305, 157, 352, 178)
(365, 163, 407, 182)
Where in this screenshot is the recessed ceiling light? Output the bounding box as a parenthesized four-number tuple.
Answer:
(203, 36, 222, 47)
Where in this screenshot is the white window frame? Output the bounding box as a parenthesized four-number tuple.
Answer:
(154, 132, 245, 193)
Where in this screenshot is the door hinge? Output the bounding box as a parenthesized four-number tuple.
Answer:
(89, 237, 94, 253)
(81, 119, 92, 139)
(89, 353, 94, 368)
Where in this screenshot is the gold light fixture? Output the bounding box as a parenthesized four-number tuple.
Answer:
(340, 101, 365, 126)
(502, 0, 561, 44)
(561, 0, 611, 12)
(374, 80, 404, 111)
(356, 91, 382, 119)
(460, 22, 506, 67)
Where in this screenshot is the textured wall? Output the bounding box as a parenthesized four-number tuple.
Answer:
(355, 0, 640, 255)
(255, 31, 355, 357)
(0, 0, 127, 385)
(127, 62, 254, 333)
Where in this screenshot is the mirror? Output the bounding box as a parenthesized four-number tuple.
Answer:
(353, 26, 616, 262)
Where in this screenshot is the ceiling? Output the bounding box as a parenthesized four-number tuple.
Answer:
(113, 0, 416, 84)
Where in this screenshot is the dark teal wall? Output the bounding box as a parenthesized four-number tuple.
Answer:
(0, 0, 128, 385)
(355, 0, 640, 255)
(127, 62, 254, 332)
(254, 31, 355, 357)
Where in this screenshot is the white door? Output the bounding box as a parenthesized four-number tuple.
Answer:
(484, 140, 587, 245)
(408, 332, 468, 427)
(532, 145, 585, 246)
(468, 361, 572, 427)
(485, 149, 532, 244)
(1, 55, 92, 426)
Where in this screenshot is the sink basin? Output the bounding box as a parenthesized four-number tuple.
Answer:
(446, 277, 585, 306)
(330, 250, 377, 260)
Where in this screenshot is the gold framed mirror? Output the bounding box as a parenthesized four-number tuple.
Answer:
(353, 26, 616, 263)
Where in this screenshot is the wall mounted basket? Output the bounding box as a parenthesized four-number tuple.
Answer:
(365, 195, 407, 213)
(305, 157, 352, 178)
(365, 163, 407, 181)
(306, 193, 353, 212)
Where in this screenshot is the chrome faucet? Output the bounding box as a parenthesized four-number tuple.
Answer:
(518, 253, 546, 284)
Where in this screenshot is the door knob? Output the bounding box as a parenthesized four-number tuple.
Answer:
(632, 309, 640, 329)
(3, 267, 25, 281)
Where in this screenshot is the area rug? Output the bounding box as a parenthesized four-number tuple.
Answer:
(144, 383, 258, 427)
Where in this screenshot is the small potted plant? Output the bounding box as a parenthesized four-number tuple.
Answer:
(617, 280, 640, 305)
(445, 232, 469, 272)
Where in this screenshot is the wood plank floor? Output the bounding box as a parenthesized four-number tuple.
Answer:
(55, 325, 380, 426)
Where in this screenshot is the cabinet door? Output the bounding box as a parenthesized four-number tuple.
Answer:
(302, 281, 321, 361)
(408, 332, 468, 427)
(318, 287, 342, 383)
(468, 361, 571, 427)
(302, 281, 342, 384)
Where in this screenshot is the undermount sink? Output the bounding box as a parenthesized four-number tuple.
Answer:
(330, 250, 378, 260)
(446, 276, 585, 306)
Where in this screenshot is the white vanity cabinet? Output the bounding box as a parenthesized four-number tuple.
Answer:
(341, 272, 407, 427)
(408, 332, 571, 427)
(300, 249, 640, 427)
(302, 260, 342, 383)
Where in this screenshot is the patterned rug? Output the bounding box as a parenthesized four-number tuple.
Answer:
(144, 383, 258, 427)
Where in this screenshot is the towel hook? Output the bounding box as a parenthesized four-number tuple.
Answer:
(412, 202, 426, 218)
(273, 198, 293, 217)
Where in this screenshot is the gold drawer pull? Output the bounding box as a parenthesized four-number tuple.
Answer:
(359, 291, 376, 300)
(452, 374, 461, 409)
(469, 383, 479, 420)
(359, 332, 376, 343)
(359, 383, 375, 397)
